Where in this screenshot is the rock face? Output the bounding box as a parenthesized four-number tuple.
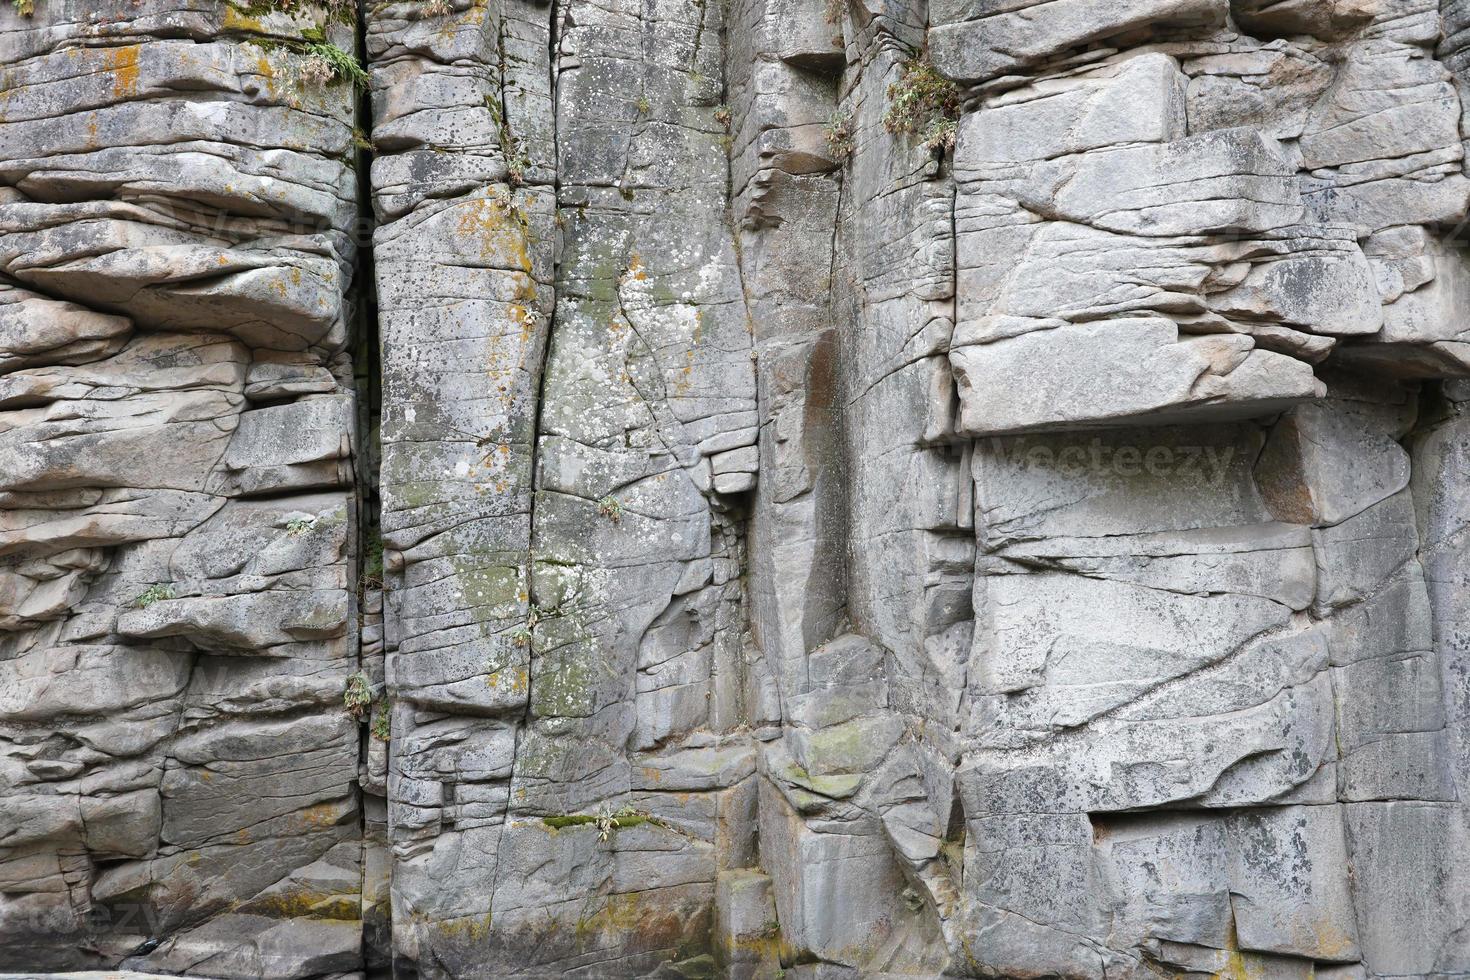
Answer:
(3, 0, 1470, 978)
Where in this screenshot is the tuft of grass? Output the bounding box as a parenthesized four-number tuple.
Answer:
(134, 584, 176, 609)
(824, 108, 854, 160)
(371, 704, 391, 742)
(296, 28, 368, 88)
(344, 671, 373, 720)
(362, 536, 384, 589)
(883, 55, 960, 155)
(487, 93, 531, 185)
(422, 0, 451, 14)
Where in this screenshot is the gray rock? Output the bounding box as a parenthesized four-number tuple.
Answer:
(5, 0, 1470, 976)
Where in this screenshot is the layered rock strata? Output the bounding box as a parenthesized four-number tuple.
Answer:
(3, 1, 1470, 978)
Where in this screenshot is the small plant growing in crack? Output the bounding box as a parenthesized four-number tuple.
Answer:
(883, 54, 960, 155)
(11, 0, 35, 16)
(371, 703, 392, 742)
(285, 517, 315, 536)
(509, 602, 555, 646)
(134, 584, 175, 609)
(484, 92, 532, 186)
(422, 0, 452, 15)
(596, 495, 625, 523)
(343, 671, 374, 720)
(824, 108, 854, 160)
(543, 804, 663, 840)
(635, 94, 651, 115)
(595, 803, 639, 841)
(362, 536, 385, 590)
(714, 103, 732, 129)
(295, 28, 368, 89)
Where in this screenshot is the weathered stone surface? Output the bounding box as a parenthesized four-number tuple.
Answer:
(5, 0, 1470, 978)
(0, 2, 364, 975)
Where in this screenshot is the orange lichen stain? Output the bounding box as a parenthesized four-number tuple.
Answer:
(106, 45, 141, 99)
(85, 112, 100, 146)
(456, 195, 532, 272)
(217, 254, 229, 265)
(296, 801, 342, 830)
(485, 667, 530, 695)
(626, 253, 648, 281)
(641, 766, 663, 785)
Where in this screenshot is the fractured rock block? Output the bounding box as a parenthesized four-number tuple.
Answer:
(929, 0, 1229, 83)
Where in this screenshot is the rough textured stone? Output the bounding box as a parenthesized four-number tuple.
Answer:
(4, 0, 1470, 978)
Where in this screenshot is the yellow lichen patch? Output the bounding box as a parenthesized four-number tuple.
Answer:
(455, 195, 532, 272)
(1310, 917, 1358, 962)
(433, 912, 494, 941)
(222, 6, 265, 34)
(105, 45, 141, 99)
(485, 667, 530, 695)
(254, 54, 278, 98)
(250, 889, 362, 921)
(508, 303, 534, 344)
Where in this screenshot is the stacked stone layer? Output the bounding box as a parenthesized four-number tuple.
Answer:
(2, 1, 1470, 978)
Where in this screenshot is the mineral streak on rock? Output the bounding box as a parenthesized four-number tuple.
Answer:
(3, 0, 1470, 978)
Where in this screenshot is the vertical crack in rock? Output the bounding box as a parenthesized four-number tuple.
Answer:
(362, 0, 557, 973)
